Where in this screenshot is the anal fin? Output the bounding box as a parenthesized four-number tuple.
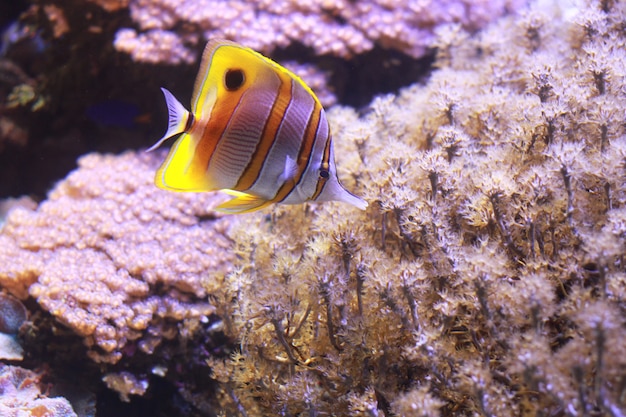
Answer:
(216, 191, 273, 214)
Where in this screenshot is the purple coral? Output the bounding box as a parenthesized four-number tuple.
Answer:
(0, 151, 234, 363)
(114, 0, 526, 63)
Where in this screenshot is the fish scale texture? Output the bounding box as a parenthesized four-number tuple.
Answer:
(0, 151, 234, 364)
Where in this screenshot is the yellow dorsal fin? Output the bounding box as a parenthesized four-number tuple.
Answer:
(215, 191, 273, 214)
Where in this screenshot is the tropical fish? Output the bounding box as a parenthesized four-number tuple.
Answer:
(148, 39, 367, 214)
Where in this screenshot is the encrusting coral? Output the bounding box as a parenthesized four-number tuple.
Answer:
(0, 364, 77, 417)
(0, 151, 234, 364)
(113, 0, 525, 63)
(204, 0, 626, 415)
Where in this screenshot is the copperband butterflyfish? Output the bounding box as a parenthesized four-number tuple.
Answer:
(148, 39, 367, 214)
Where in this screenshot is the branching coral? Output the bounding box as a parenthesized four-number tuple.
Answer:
(207, 0, 626, 415)
(0, 151, 234, 364)
(113, 0, 526, 63)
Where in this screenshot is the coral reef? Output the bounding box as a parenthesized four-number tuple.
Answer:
(2, 0, 626, 415)
(204, 0, 626, 415)
(0, 151, 234, 364)
(0, 25, 39, 170)
(2, 0, 493, 202)
(0, 364, 77, 417)
(0, 3, 49, 154)
(114, 0, 526, 63)
(0, 197, 37, 228)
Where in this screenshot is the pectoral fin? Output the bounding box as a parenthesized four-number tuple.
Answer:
(216, 191, 273, 214)
(278, 155, 298, 183)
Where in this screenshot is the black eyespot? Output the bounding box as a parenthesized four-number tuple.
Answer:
(224, 69, 245, 91)
(319, 169, 330, 179)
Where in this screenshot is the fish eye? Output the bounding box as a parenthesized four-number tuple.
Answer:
(319, 169, 329, 179)
(224, 69, 245, 91)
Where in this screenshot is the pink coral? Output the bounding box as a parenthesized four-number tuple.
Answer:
(113, 0, 526, 63)
(114, 28, 197, 64)
(0, 151, 234, 363)
(0, 364, 77, 417)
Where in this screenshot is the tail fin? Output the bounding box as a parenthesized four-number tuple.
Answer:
(146, 88, 191, 152)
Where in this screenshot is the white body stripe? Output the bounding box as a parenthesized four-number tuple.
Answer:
(248, 79, 316, 199)
(206, 73, 280, 189)
(282, 108, 329, 204)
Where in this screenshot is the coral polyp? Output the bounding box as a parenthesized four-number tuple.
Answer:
(208, 0, 626, 414)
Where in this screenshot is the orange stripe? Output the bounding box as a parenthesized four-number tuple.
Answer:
(310, 135, 332, 201)
(234, 74, 293, 191)
(192, 91, 247, 177)
(274, 103, 323, 203)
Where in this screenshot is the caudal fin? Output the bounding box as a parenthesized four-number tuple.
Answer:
(146, 88, 191, 152)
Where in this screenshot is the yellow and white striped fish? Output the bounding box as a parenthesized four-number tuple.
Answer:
(148, 39, 367, 214)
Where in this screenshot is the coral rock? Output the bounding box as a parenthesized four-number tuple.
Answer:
(102, 371, 149, 402)
(0, 364, 77, 417)
(0, 293, 27, 334)
(0, 334, 23, 361)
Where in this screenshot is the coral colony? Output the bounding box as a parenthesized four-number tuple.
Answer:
(111, 0, 525, 107)
(0, 153, 233, 364)
(113, 0, 524, 63)
(0, 0, 625, 415)
(208, 1, 626, 414)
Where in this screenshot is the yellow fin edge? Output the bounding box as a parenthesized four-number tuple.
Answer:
(216, 191, 273, 214)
